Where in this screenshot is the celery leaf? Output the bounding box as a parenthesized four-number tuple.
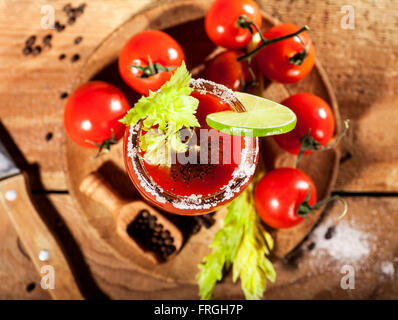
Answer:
(197, 182, 276, 300)
(120, 61, 199, 165)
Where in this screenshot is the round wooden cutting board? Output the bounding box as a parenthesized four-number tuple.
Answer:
(63, 0, 342, 284)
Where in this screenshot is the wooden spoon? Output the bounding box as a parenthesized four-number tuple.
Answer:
(79, 172, 183, 264)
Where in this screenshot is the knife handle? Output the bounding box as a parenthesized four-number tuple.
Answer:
(0, 174, 83, 300)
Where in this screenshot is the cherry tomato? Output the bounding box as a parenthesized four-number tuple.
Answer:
(255, 24, 315, 83)
(64, 81, 130, 149)
(118, 30, 185, 95)
(205, 50, 254, 91)
(205, 0, 262, 50)
(274, 93, 335, 156)
(254, 168, 317, 229)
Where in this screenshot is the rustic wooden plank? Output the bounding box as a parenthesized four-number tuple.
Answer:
(63, 0, 341, 281)
(0, 0, 153, 190)
(257, 0, 398, 191)
(0, 204, 50, 299)
(0, 0, 397, 300)
(39, 193, 398, 299)
(37, 193, 202, 299)
(1, 167, 397, 298)
(0, 0, 397, 191)
(0, 174, 83, 299)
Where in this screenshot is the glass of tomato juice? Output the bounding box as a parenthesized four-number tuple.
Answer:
(123, 79, 259, 215)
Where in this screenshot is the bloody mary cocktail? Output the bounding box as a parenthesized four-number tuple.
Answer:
(123, 79, 258, 215)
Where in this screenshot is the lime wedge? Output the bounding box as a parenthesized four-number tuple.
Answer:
(206, 92, 297, 137)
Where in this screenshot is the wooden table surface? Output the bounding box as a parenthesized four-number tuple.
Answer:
(0, 0, 397, 299)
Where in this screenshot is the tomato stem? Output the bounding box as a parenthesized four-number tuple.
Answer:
(86, 128, 118, 158)
(298, 188, 348, 220)
(130, 58, 176, 79)
(296, 120, 350, 165)
(237, 15, 267, 42)
(236, 16, 309, 63)
(289, 35, 309, 65)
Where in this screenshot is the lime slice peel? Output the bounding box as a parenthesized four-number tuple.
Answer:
(206, 92, 297, 137)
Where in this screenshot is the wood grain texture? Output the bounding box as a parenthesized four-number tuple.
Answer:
(0, 0, 397, 191)
(0, 174, 83, 299)
(79, 172, 184, 264)
(42, 193, 398, 299)
(0, 202, 50, 299)
(63, 1, 341, 280)
(0, 0, 152, 190)
(0, 0, 397, 299)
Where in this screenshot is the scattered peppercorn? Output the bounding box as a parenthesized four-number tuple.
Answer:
(63, 3, 72, 13)
(324, 226, 336, 240)
(60, 92, 69, 99)
(67, 16, 76, 25)
(307, 242, 316, 251)
(45, 132, 53, 141)
(54, 21, 65, 32)
(42, 34, 52, 47)
(65, 3, 85, 19)
(22, 4, 87, 58)
(74, 36, 83, 45)
(32, 46, 42, 56)
(25, 282, 36, 293)
(76, 3, 86, 15)
(22, 46, 32, 55)
(71, 54, 80, 62)
(25, 35, 36, 47)
(59, 53, 66, 60)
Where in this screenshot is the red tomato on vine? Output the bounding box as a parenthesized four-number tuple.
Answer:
(255, 168, 347, 229)
(118, 30, 186, 95)
(205, 0, 262, 50)
(205, 50, 255, 91)
(274, 93, 335, 161)
(64, 81, 130, 153)
(255, 168, 317, 229)
(255, 24, 315, 83)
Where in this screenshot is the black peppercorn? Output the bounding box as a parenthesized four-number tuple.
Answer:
(71, 54, 80, 62)
(68, 17, 76, 25)
(60, 92, 68, 99)
(23, 46, 32, 55)
(307, 242, 316, 251)
(55, 21, 65, 32)
(42, 34, 52, 47)
(126, 209, 177, 262)
(74, 36, 83, 45)
(324, 226, 336, 240)
(63, 3, 72, 13)
(32, 46, 42, 56)
(25, 35, 36, 47)
(76, 3, 86, 14)
(45, 132, 53, 141)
